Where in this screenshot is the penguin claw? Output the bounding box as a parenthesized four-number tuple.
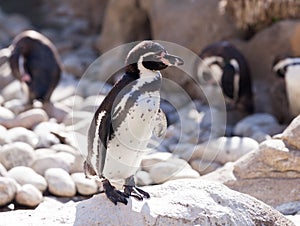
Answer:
(134, 187, 150, 199)
(102, 179, 128, 205)
(124, 185, 150, 201)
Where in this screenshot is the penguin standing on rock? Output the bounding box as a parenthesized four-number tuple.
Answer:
(196, 41, 253, 114)
(272, 56, 300, 123)
(8, 30, 61, 105)
(84, 41, 184, 205)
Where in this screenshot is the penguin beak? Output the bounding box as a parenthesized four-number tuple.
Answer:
(158, 52, 184, 66)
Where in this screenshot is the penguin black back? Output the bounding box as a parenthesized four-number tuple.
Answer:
(9, 30, 62, 104)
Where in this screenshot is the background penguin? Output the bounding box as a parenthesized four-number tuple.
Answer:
(8, 30, 62, 105)
(84, 41, 184, 205)
(196, 41, 254, 115)
(272, 56, 300, 123)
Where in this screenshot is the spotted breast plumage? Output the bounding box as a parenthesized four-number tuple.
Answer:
(84, 41, 184, 205)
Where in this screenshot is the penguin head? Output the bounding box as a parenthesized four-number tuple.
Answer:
(197, 56, 225, 86)
(125, 41, 184, 75)
(197, 56, 243, 109)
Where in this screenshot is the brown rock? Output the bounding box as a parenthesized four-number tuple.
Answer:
(222, 0, 300, 32)
(97, 0, 151, 53)
(282, 115, 300, 150)
(141, 0, 240, 53)
(234, 139, 300, 179)
(203, 138, 300, 209)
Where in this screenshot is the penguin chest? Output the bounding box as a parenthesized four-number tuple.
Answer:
(103, 91, 160, 180)
(285, 66, 300, 116)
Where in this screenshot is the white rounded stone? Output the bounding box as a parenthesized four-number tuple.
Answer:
(3, 99, 26, 115)
(50, 144, 77, 155)
(0, 142, 36, 170)
(59, 95, 84, 110)
(135, 170, 153, 186)
(191, 136, 259, 164)
(190, 159, 222, 175)
(0, 163, 8, 177)
(234, 113, 284, 138)
(31, 154, 72, 176)
(0, 177, 17, 206)
(149, 158, 200, 184)
(0, 124, 7, 145)
(6, 127, 39, 148)
(141, 152, 173, 171)
(33, 121, 62, 148)
(0, 106, 15, 121)
(63, 110, 94, 126)
(45, 168, 76, 197)
(1, 79, 23, 102)
(15, 184, 43, 207)
(71, 172, 98, 195)
(7, 166, 47, 192)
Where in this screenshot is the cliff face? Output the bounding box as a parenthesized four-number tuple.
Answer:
(220, 0, 300, 34)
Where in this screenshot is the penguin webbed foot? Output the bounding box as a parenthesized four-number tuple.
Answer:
(123, 175, 150, 201)
(102, 179, 128, 205)
(123, 185, 150, 201)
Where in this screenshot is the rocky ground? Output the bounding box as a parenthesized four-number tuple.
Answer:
(0, 0, 300, 225)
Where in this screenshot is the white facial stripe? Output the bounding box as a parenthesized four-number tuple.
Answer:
(210, 64, 223, 83)
(273, 58, 300, 71)
(91, 111, 106, 168)
(198, 56, 224, 84)
(141, 52, 156, 58)
(230, 59, 239, 73)
(228, 59, 240, 101)
(19, 55, 25, 75)
(202, 56, 224, 66)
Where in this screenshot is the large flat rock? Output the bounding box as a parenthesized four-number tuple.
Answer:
(0, 179, 293, 226)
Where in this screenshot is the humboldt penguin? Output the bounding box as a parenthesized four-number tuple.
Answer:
(196, 41, 253, 114)
(8, 30, 61, 105)
(84, 41, 184, 205)
(272, 56, 300, 123)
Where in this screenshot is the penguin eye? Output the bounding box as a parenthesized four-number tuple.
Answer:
(276, 67, 286, 78)
(153, 51, 165, 60)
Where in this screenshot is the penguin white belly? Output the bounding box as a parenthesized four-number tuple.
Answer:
(285, 66, 300, 116)
(103, 91, 160, 180)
